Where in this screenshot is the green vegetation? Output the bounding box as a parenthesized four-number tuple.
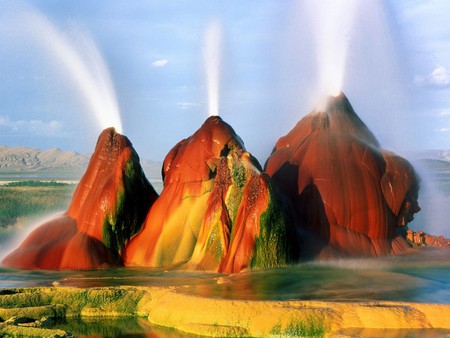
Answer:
(251, 179, 293, 269)
(0, 287, 145, 317)
(0, 304, 66, 320)
(4, 180, 69, 187)
(270, 316, 328, 337)
(0, 182, 76, 228)
(231, 164, 246, 188)
(0, 324, 70, 337)
(0, 287, 148, 337)
(227, 162, 248, 225)
(102, 187, 126, 261)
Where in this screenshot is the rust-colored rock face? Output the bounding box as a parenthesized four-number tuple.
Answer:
(125, 116, 292, 273)
(2, 128, 157, 270)
(265, 93, 420, 258)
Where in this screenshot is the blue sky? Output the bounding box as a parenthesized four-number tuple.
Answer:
(0, 0, 450, 162)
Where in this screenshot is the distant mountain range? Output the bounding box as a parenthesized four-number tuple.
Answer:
(0, 146, 90, 171)
(0, 145, 162, 186)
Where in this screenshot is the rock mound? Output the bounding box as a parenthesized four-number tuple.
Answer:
(265, 93, 420, 258)
(125, 116, 293, 273)
(2, 128, 158, 269)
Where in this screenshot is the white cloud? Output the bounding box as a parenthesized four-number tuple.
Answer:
(414, 66, 450, 88)
(0, 115, 63, 135)
(429, 66, 450, 86)
(435, 127, 450, 132)
(151, 59, 169, 67)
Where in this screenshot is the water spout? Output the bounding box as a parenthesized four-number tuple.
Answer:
(306, 0, 359, 98)
(15, 5, 123, 133)
(203, 19, 222, 117)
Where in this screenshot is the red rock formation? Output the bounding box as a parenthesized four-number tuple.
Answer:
(125, 116, 292, 273)
(2, 128, 157, 269)
(406, 229, 450, 248)
(265, 93, 420, 258)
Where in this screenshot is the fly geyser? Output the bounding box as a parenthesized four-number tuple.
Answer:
(125, 116, 293, 273)
(2, 128, 158, 269)
(265, 93, 420, 259)
(2, 95, 423, 271)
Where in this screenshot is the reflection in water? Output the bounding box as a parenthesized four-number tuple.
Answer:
(53, 317, 188, 338)
(1, 248, 449, 304)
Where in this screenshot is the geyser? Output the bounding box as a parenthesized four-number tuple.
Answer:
(2, 128, 157, 269)
(12, 5, 123, 133)
(305, 0, 358, 98)
(265, 93, 420, 259)
(204, 19, 222, 117)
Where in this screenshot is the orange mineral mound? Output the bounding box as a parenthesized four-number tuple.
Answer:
(265, 93, 420, 259)
(125, 116, 293, 273)
(2, 128, 158, 269)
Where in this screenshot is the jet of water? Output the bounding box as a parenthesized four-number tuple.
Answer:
(204, 19, 222, 117)
(306, 0, 358, 99)
(17, 5, 123, 133)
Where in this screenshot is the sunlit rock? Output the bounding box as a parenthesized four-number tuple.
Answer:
(2, 128, 158, 269)
(125, 116, 292, 273)
(265, 93, 420, 258)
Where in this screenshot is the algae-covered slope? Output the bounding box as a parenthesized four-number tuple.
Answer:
(2, 128, 158, 269)
(125, 116, 292, 273)
(265, 93, 420, 258)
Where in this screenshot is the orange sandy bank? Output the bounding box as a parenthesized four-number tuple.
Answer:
(0, 285, 449, 337)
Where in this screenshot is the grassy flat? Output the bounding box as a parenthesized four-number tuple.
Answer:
(0, 181, 76, 229)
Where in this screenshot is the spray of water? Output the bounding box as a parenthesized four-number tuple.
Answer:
(203, 20, 222, 117)
(17, 6, 123, 133)
(0, 211, 65, 262)
(305, 0, 358, 102)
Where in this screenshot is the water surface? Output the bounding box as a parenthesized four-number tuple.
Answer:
(1, 248, 449, 304)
